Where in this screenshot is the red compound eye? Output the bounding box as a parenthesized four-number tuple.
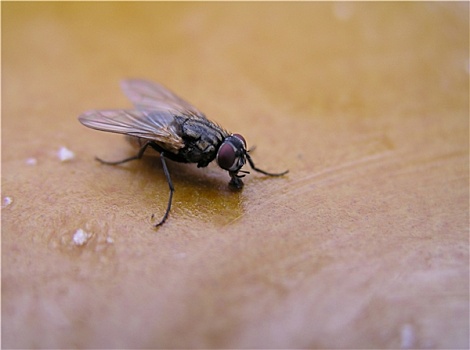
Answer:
(217, 143, 236, 170)
(233, 133, 246, 148)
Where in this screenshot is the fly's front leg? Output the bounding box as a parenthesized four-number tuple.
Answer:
(96, 141, 152, 165)
(245, 153, 289, 177)
(152, 152, 174, 227)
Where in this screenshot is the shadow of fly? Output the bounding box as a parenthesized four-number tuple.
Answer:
(78, 79, 288, 227)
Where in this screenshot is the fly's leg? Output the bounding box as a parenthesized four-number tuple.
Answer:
(96, 141, 152, 165)
(96, 143, 174, 227)
(152, 152, 174, 227)
(245, 153, 289, 177)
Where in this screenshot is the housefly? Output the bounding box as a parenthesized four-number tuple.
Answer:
(78, 79, 288, 227)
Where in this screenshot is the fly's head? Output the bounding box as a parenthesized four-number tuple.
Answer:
(216, 134, 248, 189)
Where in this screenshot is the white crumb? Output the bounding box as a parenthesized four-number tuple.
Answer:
(2, 197, 13, 208)
(26, 157, 38, 165)
(58, 146, 75, 162)
(400, 323, 415, 349)
(72, 228, 91, 246)
(106, 236, 114, 244)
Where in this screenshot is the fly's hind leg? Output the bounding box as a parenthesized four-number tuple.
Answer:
(96, 143, 174, 227)
(152, 152, 174, 227)
(96, 141, 152, 165)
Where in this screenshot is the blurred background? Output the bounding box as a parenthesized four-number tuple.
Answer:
(2, 2, 468, 348)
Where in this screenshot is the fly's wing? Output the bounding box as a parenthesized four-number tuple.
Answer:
(78, 109, 185, 153)
(120, 79, 207, 119)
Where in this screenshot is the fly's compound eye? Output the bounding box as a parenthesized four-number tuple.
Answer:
(217, 143, 237, 171)
(232, 133, 246, 148)
(217, 135, 246, 172)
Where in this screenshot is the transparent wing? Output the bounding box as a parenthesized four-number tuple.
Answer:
(120, 79, 207, 119)
(78, 109, 185, 152)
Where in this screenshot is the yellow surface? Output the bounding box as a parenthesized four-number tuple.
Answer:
(2, 2, 469, 348)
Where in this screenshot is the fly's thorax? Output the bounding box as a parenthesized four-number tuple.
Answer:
(175, 116, 229, 166)
(179, 117, 227, 142)
(216, 134, 247, 172)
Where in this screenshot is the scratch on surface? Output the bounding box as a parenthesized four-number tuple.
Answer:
(220, 134, 468, 227)
(286, 149, 395, 198)
(223, 144, 396, 227)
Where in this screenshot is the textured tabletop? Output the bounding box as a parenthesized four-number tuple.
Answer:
(2, 2, 468, 348)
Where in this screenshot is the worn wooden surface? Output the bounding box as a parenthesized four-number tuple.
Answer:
(2, 2, 468, 348)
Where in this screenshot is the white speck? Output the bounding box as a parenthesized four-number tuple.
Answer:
(106, 236, 114, 244)
(2, 197, 13, 207)
(26, 157, 38, 165)
(58, 146, 75, 162)
(72, 229, 91, 246)
(400, 323, 415, 349)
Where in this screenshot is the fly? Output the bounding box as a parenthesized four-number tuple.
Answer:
(78, 79, 288, 227)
